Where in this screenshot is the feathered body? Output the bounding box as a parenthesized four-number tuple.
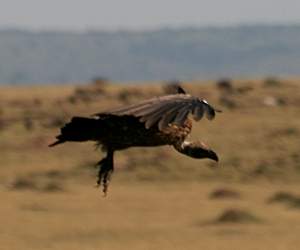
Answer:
(50, 90, 220, 195)
(56, 115, 191, 150)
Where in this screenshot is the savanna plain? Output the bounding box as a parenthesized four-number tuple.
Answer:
(1, 78, 300, 250)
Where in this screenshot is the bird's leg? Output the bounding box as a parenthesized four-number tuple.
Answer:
(96, 149, 114, 196)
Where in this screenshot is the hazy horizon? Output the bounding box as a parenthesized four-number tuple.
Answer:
(1, 26, 300, 84)
(2, 23, 300, 33)
(1, 0, 300, 31)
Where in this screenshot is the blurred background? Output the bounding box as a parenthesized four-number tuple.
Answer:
(1, 1, 300, 250)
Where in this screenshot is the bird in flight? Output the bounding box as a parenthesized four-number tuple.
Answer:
(49, 86, 220, 195)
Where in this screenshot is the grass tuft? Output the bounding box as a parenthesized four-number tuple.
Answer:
(213, 208, 262, 224)
(209, 188, 241, 199)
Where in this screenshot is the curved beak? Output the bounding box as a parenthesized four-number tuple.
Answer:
(209, 150, 219, 162)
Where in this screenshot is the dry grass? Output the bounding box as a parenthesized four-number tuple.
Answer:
(1, 78, 300, 249)
(2, 182, 300, 250)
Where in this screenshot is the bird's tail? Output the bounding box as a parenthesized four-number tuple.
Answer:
(49, 116, 100, 147)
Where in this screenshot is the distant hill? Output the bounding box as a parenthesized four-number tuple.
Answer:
(1, 25, 300, 84)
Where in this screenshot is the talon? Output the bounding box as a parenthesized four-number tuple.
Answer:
(102, 184, 108, 197)
(95, 150, 114, 196)
(96, 179, 101, 186)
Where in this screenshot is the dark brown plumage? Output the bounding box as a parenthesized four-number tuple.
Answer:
(49, 87, 220, 195)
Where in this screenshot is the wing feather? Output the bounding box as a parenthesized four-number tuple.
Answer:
(192, 104, 204, 121)
(94, 94, 218, 130)
(173, 106, 190, 125)
(204, 103, 215, 120)
(157, 103, 186, 130)
(141, 103, 179, 129)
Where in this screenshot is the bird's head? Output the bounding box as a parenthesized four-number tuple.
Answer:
(181, 141, 219, 162)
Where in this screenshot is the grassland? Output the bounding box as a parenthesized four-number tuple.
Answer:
(1, 78, 300, 250)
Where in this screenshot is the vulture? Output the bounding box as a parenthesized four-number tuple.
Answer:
(49, 86, 220, 195)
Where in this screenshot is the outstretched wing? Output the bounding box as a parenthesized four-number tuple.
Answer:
(95, 94, 219, 130)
